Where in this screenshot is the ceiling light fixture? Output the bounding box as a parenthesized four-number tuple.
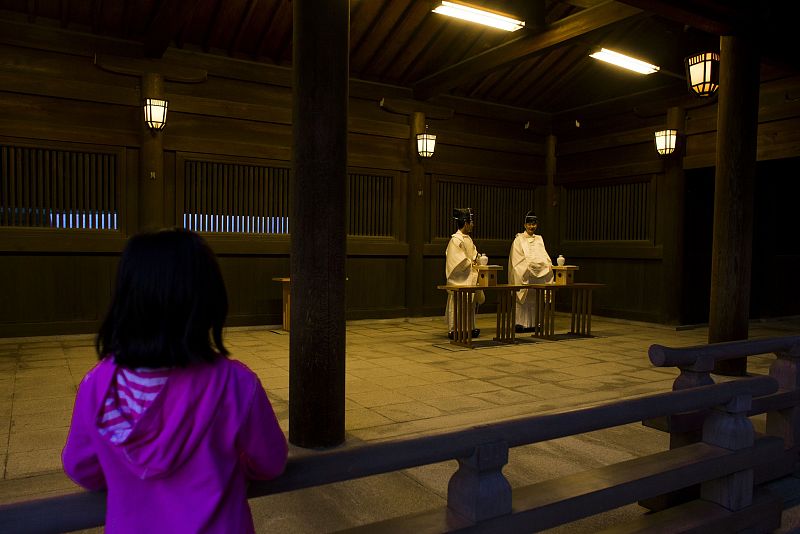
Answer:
(432, 1, 525, 32)
(589, 48, 660, 75)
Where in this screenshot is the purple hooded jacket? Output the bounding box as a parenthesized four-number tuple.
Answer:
(63, 356, 288, 533)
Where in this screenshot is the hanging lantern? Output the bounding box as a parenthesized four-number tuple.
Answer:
(416, 126, 436, 158)
(685, 52, 720, 97)
(143, 98, 169, 131)
(654, 129, 678, 156)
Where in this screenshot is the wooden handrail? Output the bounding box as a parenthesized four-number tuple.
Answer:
(641, 335, 800, 513)
(0, 376, 777, 533)
(649, 335, 800, 368)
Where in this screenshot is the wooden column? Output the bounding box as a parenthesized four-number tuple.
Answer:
(139, 72, 165, 231)
(659, 107, 686, 324)
(709, 34, 760, 375)
(406, 112, 426, 316)
(544, 134, 558, 249)
(289, 0, 348, 448)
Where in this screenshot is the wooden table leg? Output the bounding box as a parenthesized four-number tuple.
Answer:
(282, 282, 291, 332)
(452, 290, 473, 347)
(494, 289, 516, 344)
(586, 289, 593, 335)
(571, 289, 577, 334)
(569, 288, 594, 337)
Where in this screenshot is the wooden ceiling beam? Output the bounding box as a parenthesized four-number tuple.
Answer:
(412, 1, 643, 101)
(143, 0, 205, 58)
(614, 0, 737, 35)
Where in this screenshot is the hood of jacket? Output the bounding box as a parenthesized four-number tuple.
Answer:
(89, 357, 231, 480)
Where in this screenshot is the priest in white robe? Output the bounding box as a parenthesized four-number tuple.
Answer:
(445, 208, 483, 338)
(508, 211, 554, 332)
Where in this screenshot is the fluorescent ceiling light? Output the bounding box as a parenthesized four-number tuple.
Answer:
(589, 48, 660, 75)
(432, 1, 525, 32)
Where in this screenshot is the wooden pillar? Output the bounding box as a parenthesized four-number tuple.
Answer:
(406, 112, 426, 316)
(709, 34, 760, 375)
(139, 72, 165, 231)
(659, 107, 686, 324)
(544, 134, 558, 249)
(289, 0, 349, 448)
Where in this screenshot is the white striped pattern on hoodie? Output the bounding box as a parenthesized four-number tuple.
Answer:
(97, 367, 171, 444)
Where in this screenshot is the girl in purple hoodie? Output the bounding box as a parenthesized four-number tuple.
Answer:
(63, 229, 288, 534)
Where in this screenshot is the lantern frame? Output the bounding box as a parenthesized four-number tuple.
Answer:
(143, 98, 169, 131)
(654, 129, 678, 156)
(685, 52, 720, 97)
(416, 131, 436, 158)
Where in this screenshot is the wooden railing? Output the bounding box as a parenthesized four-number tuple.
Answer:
(642, 335, 800, 510)
(0, 368, 790, 533)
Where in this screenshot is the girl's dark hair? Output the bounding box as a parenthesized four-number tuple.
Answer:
(97, 228, 229, 368)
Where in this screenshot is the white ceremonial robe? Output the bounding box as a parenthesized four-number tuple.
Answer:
(508, 232, 554, 328)
(445, 230, 480, 331)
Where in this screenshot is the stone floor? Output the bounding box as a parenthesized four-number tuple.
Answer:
(1, 313, 799, 532)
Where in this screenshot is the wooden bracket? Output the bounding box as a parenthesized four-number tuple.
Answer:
(378, 97, 453, 120)
(93, 54, 207, 83)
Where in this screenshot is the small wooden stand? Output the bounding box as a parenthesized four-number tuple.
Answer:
(476, 265, 503, 286)
(552, 265, 579, 285)
(272, 277, 291, 331)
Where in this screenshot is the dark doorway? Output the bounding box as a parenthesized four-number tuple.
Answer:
(681, 157, 800, 326)
(681, 167, 714, 326)
(751, 156, 800, 318)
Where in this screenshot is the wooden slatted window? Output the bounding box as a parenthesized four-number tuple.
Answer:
(347, 172, 393, 236)
(564, 181, 650, 241)
(435, 177, 537, 240)
(182, 160, 290, 234)
(0, 145, 118, 230)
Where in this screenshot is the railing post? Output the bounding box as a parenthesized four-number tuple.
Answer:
(766, 347, 800, 449)
(447, 440, 512, 522)
(673, 355, 715, 391)
(640, 355, 715, 511)
(701, 393, 755, 510)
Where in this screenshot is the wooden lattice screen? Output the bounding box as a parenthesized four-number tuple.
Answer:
(347, 172, 393, 236)
(182, 160, 290, 234)
(183, 161, 396, 237)
(563, 180, 651, 241)
(0, 145, 118, 230)
(435, 177, 537, 240)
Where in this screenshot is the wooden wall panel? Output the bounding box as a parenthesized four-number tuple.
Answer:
(19, 28, 800, 334)
(218, 255, 289, 326)
(345, 257, 407, 319)
(0, 254, 118, 337)
(570, 258, 663, 323)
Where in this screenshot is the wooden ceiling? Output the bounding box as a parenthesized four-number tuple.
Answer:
(0, 0, 793, 115)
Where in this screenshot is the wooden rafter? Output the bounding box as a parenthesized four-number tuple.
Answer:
(614, 0, 737, 35)
(412, 1, 643, 101)
(91, 0, 102, 34)
(27, 0, 37, 23)
(254, 0, 282, 59)
(229, 0, 259, 56)
(143, 0, 205, 58)
(59, 0, 69, 28)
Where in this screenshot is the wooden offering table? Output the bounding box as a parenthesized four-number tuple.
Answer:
(437, 282, 605, 348)
(438, 284, 530, 348)
(523, 283, 605, 339)
(272, 277, 291, 331)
